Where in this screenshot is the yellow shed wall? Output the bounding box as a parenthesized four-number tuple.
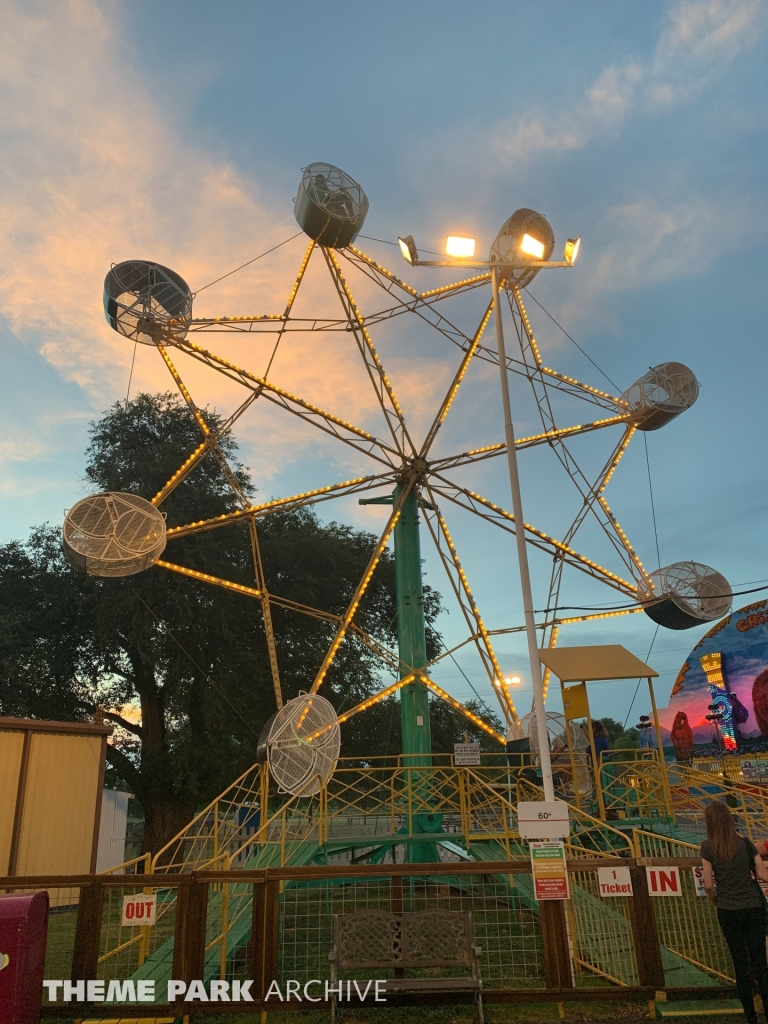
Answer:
(0, 730, 25, 873)
(16, 733, 102, 875)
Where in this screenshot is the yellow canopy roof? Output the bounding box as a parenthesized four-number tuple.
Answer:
(537, 644, 658, 682)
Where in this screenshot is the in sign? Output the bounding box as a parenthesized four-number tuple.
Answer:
(122, 893, 158, 927)
(646, 866, 681, 896)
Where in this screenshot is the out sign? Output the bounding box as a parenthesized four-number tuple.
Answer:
(122, 893, 157, 927)
(646, 866, 681, 896)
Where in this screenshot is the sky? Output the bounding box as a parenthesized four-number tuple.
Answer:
(1, 0, 766, 732)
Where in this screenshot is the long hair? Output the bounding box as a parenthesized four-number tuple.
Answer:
(705, 800, 742, 861)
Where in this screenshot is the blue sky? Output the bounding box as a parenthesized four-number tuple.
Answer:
(1, 0, 766, 729)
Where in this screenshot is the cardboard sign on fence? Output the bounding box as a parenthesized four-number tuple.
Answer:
(122, 893, 157, 927)
(646, 866, 681, 896)
(530, 841, 570, 900)
(598, 866, 633, 897)
(692, 865, 707, 896)
(453, 742, 481, 766)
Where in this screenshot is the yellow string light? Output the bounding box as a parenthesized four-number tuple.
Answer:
(435, 511, 516, 721)
(328, 251, 404, 418)
(180, 339, 377, 440)
(157, 560, 262, 598)
(459, 487, 636, 592)
(419, 272, 491, 299)
(346, 245, 419, 297)
(152, 441, 209, 505)
(166, 477, 375, 538)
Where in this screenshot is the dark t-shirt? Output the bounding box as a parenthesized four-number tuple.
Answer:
(700, 836, 763, 910)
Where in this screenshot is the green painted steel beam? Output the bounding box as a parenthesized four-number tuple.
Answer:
(393, 484, 432, 765)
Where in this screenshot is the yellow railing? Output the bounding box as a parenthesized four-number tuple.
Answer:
(632, 829, 733, 982)
(151, 762, 266, 872)
(516, 777, 633, 858)
(599, 749, 671, 821)
(96, 754, 768, 977)
(668, 764, 768, 843)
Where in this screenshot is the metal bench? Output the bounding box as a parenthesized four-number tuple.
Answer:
(329, 908, 484, 1022)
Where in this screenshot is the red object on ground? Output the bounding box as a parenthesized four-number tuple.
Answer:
(0, 891, 49, 1024)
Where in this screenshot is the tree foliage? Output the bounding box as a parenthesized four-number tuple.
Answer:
(0, 393, 502, 854)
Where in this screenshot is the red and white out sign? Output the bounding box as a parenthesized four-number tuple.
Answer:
(598, 866, 633, 897)
(122, 893, 157, 927)
(646, 866, 681, 896)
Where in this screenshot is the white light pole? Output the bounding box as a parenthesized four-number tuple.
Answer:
(490, 262, 554, 801)
(398, 227, 581, 804)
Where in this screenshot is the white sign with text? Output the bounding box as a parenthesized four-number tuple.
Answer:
(598, 866, 633, 897)
(121, 893, 157, 927)
(517, 800, 570, 839)
(454, 742, 481, 766)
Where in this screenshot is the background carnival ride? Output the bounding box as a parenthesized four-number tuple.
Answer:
(63, 162, 767, 989)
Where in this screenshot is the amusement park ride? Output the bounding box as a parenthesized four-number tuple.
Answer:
(62, 162, 738, 876)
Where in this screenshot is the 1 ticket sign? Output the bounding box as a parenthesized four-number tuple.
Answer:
(598, 866, 633, 897)
(530, 841, 570, 900)
(517, 800, 570, 839)
(454, 742, 481, 766)
(122, 893, 157, 927)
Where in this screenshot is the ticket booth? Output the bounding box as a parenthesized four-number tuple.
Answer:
(538, 645, 668, 818)
(0, 718, 112, 888)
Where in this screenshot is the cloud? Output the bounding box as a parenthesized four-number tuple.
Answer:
(491, 0, 765, 174)
(0, 0, 460, 492)
(0, 1, 295, 400)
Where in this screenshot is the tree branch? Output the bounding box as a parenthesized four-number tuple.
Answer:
(105, 742, 142, 792)
(103, 711, 143, 738)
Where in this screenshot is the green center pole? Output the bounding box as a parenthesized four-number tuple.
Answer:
(393, 484, 440, 862)
(394, 484, 432, 763)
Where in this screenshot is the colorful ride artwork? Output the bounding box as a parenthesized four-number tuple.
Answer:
(659, 601, 768, 755)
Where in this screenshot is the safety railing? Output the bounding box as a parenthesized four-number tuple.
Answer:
(632, 830, 734, 984)
(600, 749, 671, 823)
(517, 777, 633, 858)
(668, 763, 768, 843)
(6, 853, 746, 1018)
(150, 762, 266, 873)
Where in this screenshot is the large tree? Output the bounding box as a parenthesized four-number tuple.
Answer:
(0, 393, 503, 855)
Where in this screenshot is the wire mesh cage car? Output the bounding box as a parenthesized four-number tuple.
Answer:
(258, 692, 340, 796)
(639, 561, 732, 630)
(621, 362, 699, 431)
(294, 163, 369, 248)
(103, 260, 193, 345)
(63, 492, 167, 577)
(489, 208, 555, 288)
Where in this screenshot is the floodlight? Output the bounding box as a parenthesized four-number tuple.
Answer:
(504, 676, 522, 687)
(564, 237, 581, 264)
(398, 235, 418, 265)
(445, 236, 476, 258)
(520, 233, 545, 259)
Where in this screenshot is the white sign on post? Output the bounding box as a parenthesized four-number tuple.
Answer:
(646, 866, 681, 896)
(517, 800, 570, 839)
(692, 865, 707, 897)
(454, 742, 481, 766)
(598, 866, 633, 897)
(121, 893, 157, 927)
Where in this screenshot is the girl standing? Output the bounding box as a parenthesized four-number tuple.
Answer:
(701, 801, 768, 1023)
